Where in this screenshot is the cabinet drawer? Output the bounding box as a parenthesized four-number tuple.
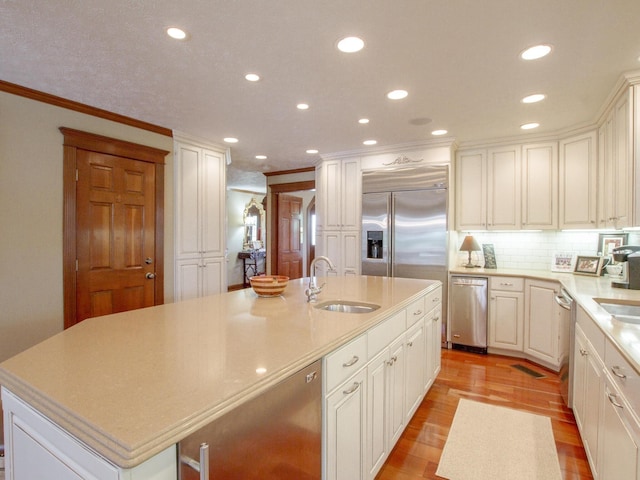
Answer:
(324, 334, 368, 393)
(368, 310, 406, 359)
(605, 339, 640, 419)
(406, 296, 426, 327)
(489, 276, 524, 292)
(424, 287, 442, 313)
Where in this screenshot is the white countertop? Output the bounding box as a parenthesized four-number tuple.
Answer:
(0, 276, 437, 469)
(450, 267, 640, 374)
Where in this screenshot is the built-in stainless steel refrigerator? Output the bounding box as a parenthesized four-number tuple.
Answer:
(361, 166, 448, 340)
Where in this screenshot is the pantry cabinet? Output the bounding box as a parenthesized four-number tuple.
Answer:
(174, 138, 226, 299)
(559, 131, 598, 229)
(319, 230, 359, 276)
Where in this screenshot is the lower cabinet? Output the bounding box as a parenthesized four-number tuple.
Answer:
(175, 256, 224, 301)
(324, 288, 442, 480)
(2, 388, 176, 480)
(524, 279, 563, 369)
(488, 276, 524, 351)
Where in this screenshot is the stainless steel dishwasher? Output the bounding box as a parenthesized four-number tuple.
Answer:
(448, 276, 488, 353)
(178, 360, 322, 480)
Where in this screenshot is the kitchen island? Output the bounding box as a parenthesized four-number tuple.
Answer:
(0, 275, 439, 477)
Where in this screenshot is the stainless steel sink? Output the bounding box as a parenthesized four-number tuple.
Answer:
(315, 300, 380, 314)
(595, 298, 640, 324)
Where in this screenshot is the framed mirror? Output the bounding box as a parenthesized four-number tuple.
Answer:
(243, 198, 266, 250)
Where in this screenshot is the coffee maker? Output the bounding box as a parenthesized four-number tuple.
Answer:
(610, 245, 640, 289)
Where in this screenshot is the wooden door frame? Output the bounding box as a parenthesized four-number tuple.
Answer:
(61, 128, 169, 329)
(268, 180, 315, 276)
(306, 197, 316, 276)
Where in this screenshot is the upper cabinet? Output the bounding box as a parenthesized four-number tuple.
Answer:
(319, 158, 361, 231)
(559, 131, 597, 229)
(456, 144, 557, 231)
(599, 87, 634, 229)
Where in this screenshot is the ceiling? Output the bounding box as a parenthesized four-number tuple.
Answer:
(3, 0, 640, 190)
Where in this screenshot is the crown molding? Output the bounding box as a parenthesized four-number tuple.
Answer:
(319, 138, 456, 161)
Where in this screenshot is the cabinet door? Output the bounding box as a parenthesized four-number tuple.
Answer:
(559, 131, 597, 229)
(342, 231, 360, 275)
(612, 90, 633, 228)
(489, 291, 524, 351)
(522, 143, 557, 230)
(524, 280, 560, 367)
(341, 158, 361, 230)
(601, 377, 640, 480)
(326, 370, 366, 480)
(455, 150, 487, 230)
(366, 351, 388, 479)
(487, 146, 521, 230)
(201, 256, 224, 296)
(432, 308, 442, 379)
(175, 258, 201, 302)
(175, 144, 201, 258)
(404, 322, 426, 421)
(201, 149, 225, 256)
(387, 337, 406, 447)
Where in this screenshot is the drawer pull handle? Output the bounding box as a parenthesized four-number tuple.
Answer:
(611, 366, 627, 379)
(343, 356, 359, 367)
(500, 282, 513, 286)
(407, 341, 414, 347)
(343, 382, 360, 395)
(580, 349, 588, 356)
(607, 392, 624, 409)
(433, 297, 440, 303)
(413, 309, 423, 316)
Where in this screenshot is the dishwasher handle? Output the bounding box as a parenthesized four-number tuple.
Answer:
(180, 443, 210, 480)
(452, 281, 486, 287)
(554, 292, 573, 311)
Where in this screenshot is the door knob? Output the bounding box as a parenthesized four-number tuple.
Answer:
(146, 272, 156, 279)
(145, 257, 153, 264)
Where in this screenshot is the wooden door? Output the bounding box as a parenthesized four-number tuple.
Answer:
(76, 150, 156, 321)
(62, 127, 168, 329)
(277, 194, 303, 279)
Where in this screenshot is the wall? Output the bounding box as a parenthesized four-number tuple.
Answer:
(0, 91, 174, 365)
(453, 230, 640, 270)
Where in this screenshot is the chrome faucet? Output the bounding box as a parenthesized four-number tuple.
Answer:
(306, 256, 336, 302)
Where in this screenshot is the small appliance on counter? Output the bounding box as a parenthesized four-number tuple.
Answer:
(610, 245, 640, 289)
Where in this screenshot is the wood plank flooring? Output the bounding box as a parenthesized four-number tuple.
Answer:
(376, 349, 593, 479)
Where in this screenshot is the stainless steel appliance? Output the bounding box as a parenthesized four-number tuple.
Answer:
(555, 287, 575, 407)
(178, 360, 322, 480)
(448, 276, 488, 352)
(361, 166, 448, 337)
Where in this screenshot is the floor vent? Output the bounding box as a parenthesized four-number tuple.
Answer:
(511, 364, 545, 378)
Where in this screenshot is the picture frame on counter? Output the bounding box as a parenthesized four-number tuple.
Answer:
(551, 252, 576, 272)
(597, 233, 628, 257)
(574, 255, 603, 276)
(482, 244, 497, 269)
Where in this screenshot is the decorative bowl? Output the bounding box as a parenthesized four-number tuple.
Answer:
(249, 275, 289, 297)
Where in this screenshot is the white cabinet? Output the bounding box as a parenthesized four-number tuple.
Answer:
(601, 375, 640, 480)
(573, 321, 604, 476)
(488, 277, 524, 352)
(598, 88, 633, 229)
(320, 158, 361, 231)
(325, 287, 441, 480)
(2, 388, 176, 480)
(174, 138, 226, 299)
(326, 368, 367, 480)
(455, 149, 487, 230)
(524, 279, 563, 370)
(316, 158, 361, 275)
(559, 131, 598, 229)
(521, 142, 558, 230)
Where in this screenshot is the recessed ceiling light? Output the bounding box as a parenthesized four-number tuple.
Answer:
(166, 27, 187, 40)
(255, 155, 267, 160)
(522, 93, 546, 103)
(520, 122, 540, 130)
(245, 73, 260, 82)
(363, 140, 377, 146)
(358, 118, 370, 124)
(223, 137, 239, 143)
(431, 129, 448, 136)
(306, 149, 319, 154)
(297, 103, 309, 110)
(337, 36, 365, 53)
(387, 90, 408, 100)
(520, 44, 552, 60)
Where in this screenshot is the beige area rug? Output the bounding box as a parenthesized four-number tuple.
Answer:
(436, 399, 562, 480)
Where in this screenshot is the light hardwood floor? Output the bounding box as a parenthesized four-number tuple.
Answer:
(376, 349, 593, 479)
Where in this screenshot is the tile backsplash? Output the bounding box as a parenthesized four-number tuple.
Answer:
(455, 231, 640, 270)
